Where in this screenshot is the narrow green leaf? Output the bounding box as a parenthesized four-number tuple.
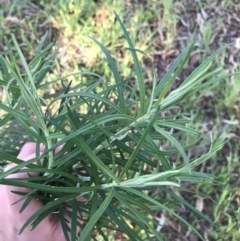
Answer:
(120, 107, 159, 178)
(105, 207, 142, 241)
(73, 136, 118, 183)
(90, 37, 125, 111)
(115, 192, 164, 241)
(78, 188, 114, 241)
(156, 42, 194, 104)
(71, 198, 78, 241)
(19, 193, 79, 234)
(36, 31, 50, 53)
(0, 179, 101, 194)
(114, 12, 145, 115)
(124, 187, 205, 240)
(0, 103, 41, 128)
(154, 125, 190, 172)
(154, 42, 194, 103)
(59, 207, 71, 241)
(0, 156, 40, 179)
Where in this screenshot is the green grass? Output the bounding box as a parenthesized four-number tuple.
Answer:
(0, 0, 239, 240)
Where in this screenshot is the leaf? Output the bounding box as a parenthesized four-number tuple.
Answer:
(156, 42, 194, 104)
(90, 37, 125, 111)
(0, 179, 101, 194)
(59, 207, 71, 241)
(115, 192, 164, 241)
(160, 44, 232, 109)
(78, 188, 114, 241)
(124, 187, 206, 240)
(19, 193, 79, 235)
(119, 107, 159, 179)
(71, 198, 78, 241)
(154, 125, 190, 172)
(105, 207, 143, 241)
(114, 12, 145, 115)
(73, 136, 118, 183)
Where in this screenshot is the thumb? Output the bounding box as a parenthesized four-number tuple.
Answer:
(5, 151, 44, 220)
(4, 142, 84, 240)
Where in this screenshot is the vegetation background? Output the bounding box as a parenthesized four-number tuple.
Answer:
(0, 0, 239, 240)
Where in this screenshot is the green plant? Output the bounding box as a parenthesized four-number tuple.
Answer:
(206, 145, 240, 241)
(0, 0, 52, 59)
(51, 0, 164, 83)
(0, 13, 232, 241)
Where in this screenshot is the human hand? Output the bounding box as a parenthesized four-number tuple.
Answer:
(0, 143, 81, 241)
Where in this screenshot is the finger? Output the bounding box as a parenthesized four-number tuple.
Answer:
(4, 152, 43, 214)
(6, 142, 63, 178)
(17, 142, 45, 159)
(5, 142, 64, 205)
(3, 142, 84, 240)
(5, 152, 43, 179)
(17, 142, 62, 160)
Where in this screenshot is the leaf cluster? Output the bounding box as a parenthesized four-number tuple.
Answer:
(0, 13, 229, 241)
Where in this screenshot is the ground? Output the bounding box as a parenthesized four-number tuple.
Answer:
(0, 0, 239, 240)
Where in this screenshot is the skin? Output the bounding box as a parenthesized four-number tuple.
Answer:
(0, 143, 82, 241)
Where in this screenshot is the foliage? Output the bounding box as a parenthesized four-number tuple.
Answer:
(0, 12, 232, 241)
